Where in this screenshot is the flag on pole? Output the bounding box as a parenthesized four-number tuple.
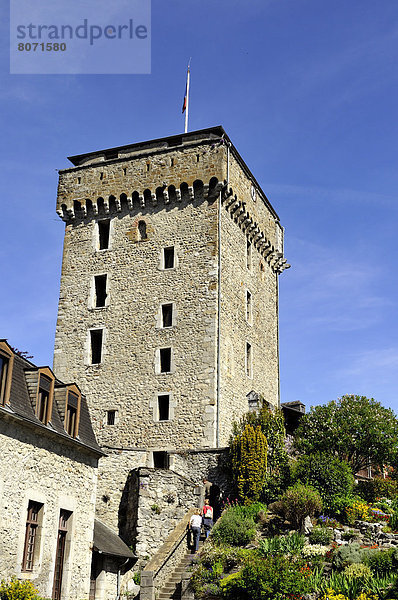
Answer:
(182, 60, 191, 133)
(182, 66, 189, 113)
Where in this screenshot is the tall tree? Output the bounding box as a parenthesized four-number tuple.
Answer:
(294, 395, 398, 474)
(231, 424, 268, 504)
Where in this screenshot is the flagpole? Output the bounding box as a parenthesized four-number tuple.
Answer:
(184, 65, 190, 133)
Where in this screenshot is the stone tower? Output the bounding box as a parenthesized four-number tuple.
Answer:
(53, 126, 289, 495)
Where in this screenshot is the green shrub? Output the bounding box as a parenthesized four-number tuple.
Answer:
(332, 543, 364, 570)
(232, 502, 267, 522)
(309, 525, 333, 545)
(279, 483, 322, 528)
(342, 530, 356, 541)
(259, 532, 306, 555)
(211, 507, 256, 546)
(364, 548, 398, 575)
(293, 452, 354, 515)
(356, 478, 398, 503)
(343, 563, 372, 580)
(220, 553, 311, 600)
(0, 577, 42, 600)
(389, 511, 398, 532)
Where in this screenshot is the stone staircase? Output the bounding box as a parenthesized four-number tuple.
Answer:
(157, 541, 203, 600)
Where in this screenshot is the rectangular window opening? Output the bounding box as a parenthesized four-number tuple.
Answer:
(107, 410, 116, 425)
(98, 220, 110, 250)
(161, 304, 173, 328)
(158, 395, 170, 421)
(163, 247, 175, 269)
(22, 500, 43, 572)
(153, 451, 169, 469)
(246, 342, 252, 378)
(0, 355, 9, 404)
(160, 348, 171, 373)
(90, 329, 103, 365)
(94, 274, 107, 308)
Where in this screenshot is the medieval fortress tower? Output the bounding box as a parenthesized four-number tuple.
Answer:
(53, 126, 289, 543)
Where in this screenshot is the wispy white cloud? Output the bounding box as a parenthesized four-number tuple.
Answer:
(338, 347, 398, 377)
(280, 234, 393, 333)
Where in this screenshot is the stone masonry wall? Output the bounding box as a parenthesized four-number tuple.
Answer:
(128, 468, 200, 559)
(218, 151, 280, 445)
(94, 448, 148, 534)
(53, 144, 226, 450)
(54, 137, 285, 453)
(170, 448, 232, 498)
(0, 418, 98, 600)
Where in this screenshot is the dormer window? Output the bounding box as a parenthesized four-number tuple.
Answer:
(0, 341, 13, 405)
(36, 369, 54, 424)
(65, 386, 81, 437)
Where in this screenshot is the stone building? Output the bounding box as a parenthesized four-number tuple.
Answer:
(53, 126, 289, 551)
(0, 340, 101, 599)
(0, 340, 134, 600)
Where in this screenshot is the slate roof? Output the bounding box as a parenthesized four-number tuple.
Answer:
(93, 520, 135, 558)
(0, 340, 102, 456)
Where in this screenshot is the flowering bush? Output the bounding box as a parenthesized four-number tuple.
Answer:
(318, 515, 340, 528)
(368, 507, 389, 522)
(0, 578, 42, 600)
(302, 544, 329, 557)
(320, 592, 376, 600)
(346, 500, 370, 524)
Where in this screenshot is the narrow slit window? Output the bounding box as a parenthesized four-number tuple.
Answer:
(161, 304, 173, 328)
(98, 220, 110, 250)
(246, 342, 252, 378)
(22, 501, 43, 572)
(138, 220, 147, 240)
(246, 240, 252, 270)
(246, 291, 252, 323)
(94, 275, 107, 308)
(163, 247, 175, 269)
(158, 395, 170, 421)
(107, 410, 116, 425)
(160, 348, 171, 373)
(90, 329, 103, 365)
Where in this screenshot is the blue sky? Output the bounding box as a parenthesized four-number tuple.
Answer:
(1, 0, 397, 413)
